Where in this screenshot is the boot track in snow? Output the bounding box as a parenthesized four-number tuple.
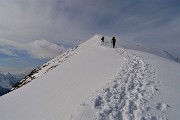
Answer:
(75, 48, 169, 120)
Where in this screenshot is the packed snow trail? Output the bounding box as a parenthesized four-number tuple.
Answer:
(75, 47, 169, 120)
(94, 48, 170, 120)
(1, 35, 177, 120)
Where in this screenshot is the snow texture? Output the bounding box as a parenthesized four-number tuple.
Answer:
(0, 35, 180, 120)
(74, 47, 170, 120)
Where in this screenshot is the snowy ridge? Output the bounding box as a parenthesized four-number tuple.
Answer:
(0, 35, 180, 120)
(11, 46, 78, 91)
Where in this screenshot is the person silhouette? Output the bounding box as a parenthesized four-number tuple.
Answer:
(101, 36, 104, 42)
(111, 37, 116, 48)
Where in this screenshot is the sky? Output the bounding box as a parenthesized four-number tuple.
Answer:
(0, 0, 180, 73)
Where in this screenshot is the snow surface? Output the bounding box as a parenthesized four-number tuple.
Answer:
(0, 35, 180, 120)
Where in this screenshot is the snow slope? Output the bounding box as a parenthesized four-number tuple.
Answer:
(0, 35, 180, 120)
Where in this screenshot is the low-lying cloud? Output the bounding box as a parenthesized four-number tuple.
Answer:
(0, 38, 65, 60)
(28, 39, 65, 59)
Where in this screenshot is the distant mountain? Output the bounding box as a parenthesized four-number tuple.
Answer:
(0, 72, 26, 96)
(0, 86, 10, 96)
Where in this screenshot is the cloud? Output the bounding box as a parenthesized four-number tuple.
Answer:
(28, 39, 65, 59)
(0, 0, 180, 57)
(0, 38, 25, 49)
(0, 0, 89, 45)
(0, 25, 10, 31)
(0, 38, 65, 60)
(0, 48, 17, 57)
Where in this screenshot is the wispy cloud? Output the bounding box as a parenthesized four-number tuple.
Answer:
(0, 48, 18, 57)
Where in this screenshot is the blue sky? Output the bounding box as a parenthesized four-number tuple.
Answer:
(0, 0, 180, 73)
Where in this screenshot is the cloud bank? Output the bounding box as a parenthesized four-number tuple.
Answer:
(28, 39, 65, 59)
(0, 38, 65, 60)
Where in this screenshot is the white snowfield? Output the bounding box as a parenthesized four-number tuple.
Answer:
(0, 35, 180, 120)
